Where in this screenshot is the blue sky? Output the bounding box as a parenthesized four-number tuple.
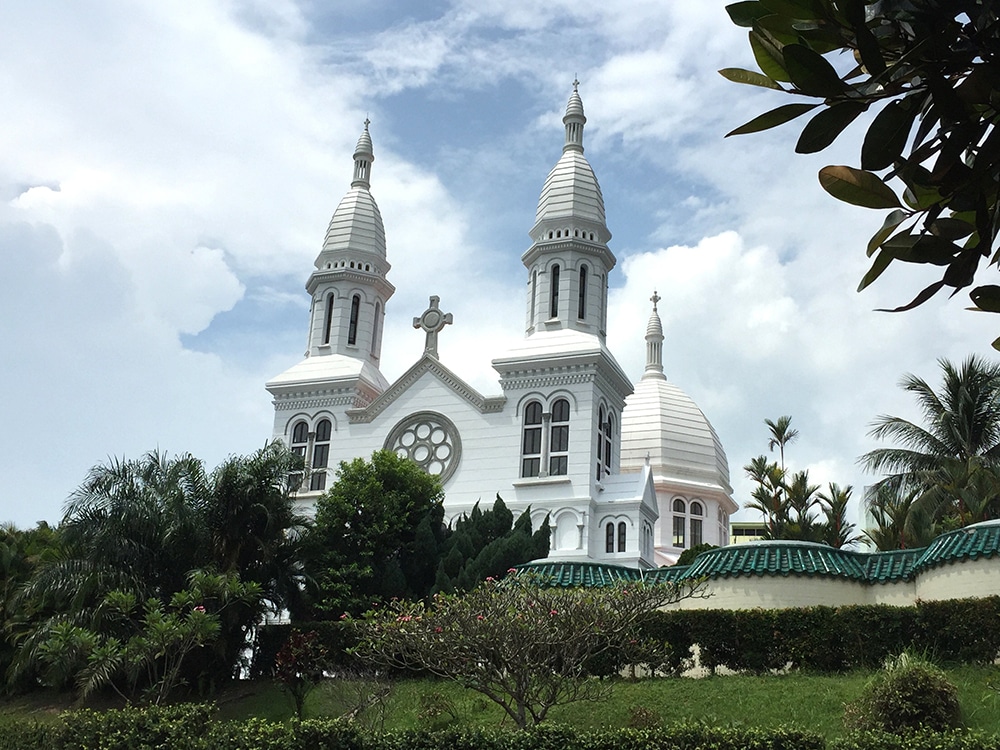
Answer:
(2, 1, 997, 531)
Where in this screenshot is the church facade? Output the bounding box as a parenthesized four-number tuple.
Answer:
(266, 85, 737, 568)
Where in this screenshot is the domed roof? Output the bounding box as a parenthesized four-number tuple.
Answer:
(620, 295, 732, 495)
(621, 377, 732, 492)
(532, 82, 606, 232)
(320, 188, 386, 260)
(318, 120, 386, 261)
(534, 151, 606, 227)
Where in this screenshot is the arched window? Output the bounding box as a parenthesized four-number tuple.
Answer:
(672, 498, 686, 548)
(596, 406, 606, 480)
(549, 264, 560, 319)
(348, 295, 360, 345)
(691, 501, 704, 547)
(549, 398, 570, 475)
(530, 270, 537, 322)
(617, 521, 626, 552)
(310, 419, 332, 491)
(290, 421, 308, 458)
(521, 401, 543, 477)
(605, 522, 614, 553)
(578, 264, 588, 319)
(322, 294, 335, 345)
(371, 302, 381, 354)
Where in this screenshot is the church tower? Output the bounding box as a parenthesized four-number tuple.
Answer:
(493, 83, 634, 560)
(304, 120, 394, 365)
(523, 80, 613, 339)
(266, 120, 395, 496)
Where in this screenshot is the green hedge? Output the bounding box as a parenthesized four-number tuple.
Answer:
(0, 706, 822, 750)
(831, 729, 1000, 750)
(4, 705, 1000, 750)
(636, 596, 1000, 674)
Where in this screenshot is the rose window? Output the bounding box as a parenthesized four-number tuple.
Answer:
(384, 411, 462, 483)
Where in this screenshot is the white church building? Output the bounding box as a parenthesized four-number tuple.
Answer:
(265, 84, 737, 568)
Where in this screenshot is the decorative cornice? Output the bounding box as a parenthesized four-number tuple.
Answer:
(348, 354, 506, 423)
(500, 371, 595, 390)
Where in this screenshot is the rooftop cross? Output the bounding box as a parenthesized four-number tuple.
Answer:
(650, 290, 660, 311)
(413, 295, 453, 359)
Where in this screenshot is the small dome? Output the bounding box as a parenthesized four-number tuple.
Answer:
(320, 188, 386, 259)
(565, 88, 585, 120)
(534, 151, 606, 227)
(354, 121, 373, 158)
(620, 377, 732, 493)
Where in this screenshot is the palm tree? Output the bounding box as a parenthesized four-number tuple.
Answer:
(784, 470, 821, 541)
(743, 455, 787, 539)
(13, 443, 307, 694)
(860, 355, 1000, 544)
(765, 415, 799, 474)
(817, 483, 860, 548)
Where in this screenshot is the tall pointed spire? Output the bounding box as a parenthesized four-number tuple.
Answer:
(352, 117, 374, 189)
(643, 291, 665, 380)
(563, 78, 586, 153)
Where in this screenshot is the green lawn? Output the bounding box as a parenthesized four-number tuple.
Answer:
(204, 667, 1000, 739)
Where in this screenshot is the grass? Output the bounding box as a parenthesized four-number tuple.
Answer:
(227, 666, 1000, 739)
(6, 667, 1000, 740)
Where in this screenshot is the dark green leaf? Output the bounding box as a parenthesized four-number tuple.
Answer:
(943, 250, 980, 288)
(862, 100, 918, 171)
(867, 209, 910, 257)
(726, 103, 819, 137)
(858, 247, 894, 291)
(750, 29, 791, 82)
(726, 1, 770, 27)
(783, 44, 845, 97)
(797, 26, 850, 54)
(875, 280, 945, 312)
(759, 0, 825, 19)
(756, 13, 802, 45)
(889, 235, 959, 266)
(992, 334, 1000, 351)
(718, 68, 783, 90)
(930, 218, 976, 241)
(970, 285, 1000, 313)
(854, 18, 886, 75)
(796, 101, 866, 153)
(819, 165, 901, 208)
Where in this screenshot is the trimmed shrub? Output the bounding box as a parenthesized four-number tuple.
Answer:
(844, 653, 961, 733)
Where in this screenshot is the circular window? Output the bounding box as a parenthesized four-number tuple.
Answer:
(384, 411, 462, 484)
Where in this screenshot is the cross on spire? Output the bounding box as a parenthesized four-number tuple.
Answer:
(650, 290, 660, 311)
(413, 296, 453, 359)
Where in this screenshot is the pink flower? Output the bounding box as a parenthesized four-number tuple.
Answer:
(340, 613, 349, 620)
(549, 609, 558, 615)
(485, 576, 495, 582)
(193, 605, 206, 613)
(476, 614, 484, 621)
(435, 626, 443, 633)
(507, 568, 517, 573)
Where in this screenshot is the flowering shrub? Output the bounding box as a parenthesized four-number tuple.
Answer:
(351, 572, 702, 728)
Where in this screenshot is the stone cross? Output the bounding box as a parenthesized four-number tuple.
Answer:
(650, 290, 660, 311)
(413, 295, 453, 359)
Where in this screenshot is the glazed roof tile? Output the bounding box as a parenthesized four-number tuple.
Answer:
(517, 521, 1000, 588)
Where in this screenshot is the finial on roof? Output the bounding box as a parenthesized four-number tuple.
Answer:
(572, 76, 579, 91)
(563, 79, 586, 153)
(643, 290, 665, 380)
(352, 118, 374, 188)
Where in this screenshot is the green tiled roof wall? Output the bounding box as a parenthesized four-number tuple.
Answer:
(516, 521, 1000, 588)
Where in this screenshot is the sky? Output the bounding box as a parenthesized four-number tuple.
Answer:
(2, 1, 997, 532)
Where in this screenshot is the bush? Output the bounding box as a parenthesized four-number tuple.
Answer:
(844, 653, 961, 733)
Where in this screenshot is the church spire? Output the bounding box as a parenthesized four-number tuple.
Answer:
(642, 291, 666, 380)
(563, 78, 586, 153)
(304, 118, 394, 365)
(352, 118, 374, 188)
(522, 81, 614, 339)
